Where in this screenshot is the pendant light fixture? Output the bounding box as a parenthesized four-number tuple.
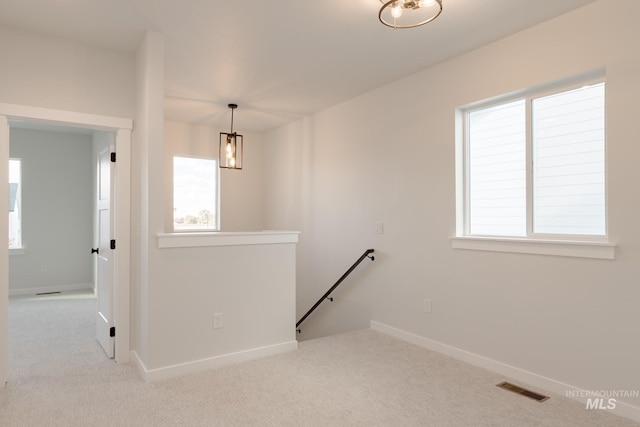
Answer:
(379, 0, 442, 29)
(219, 103, 243, 170)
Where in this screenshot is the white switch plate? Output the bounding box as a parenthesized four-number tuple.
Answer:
(423, 299, 432, 313)
(375, 222, 384, 234)
(213, 313, 224, 329)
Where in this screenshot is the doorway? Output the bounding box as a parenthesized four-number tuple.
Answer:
(0, 104, 132, 384)
(9, 124, 98, 296)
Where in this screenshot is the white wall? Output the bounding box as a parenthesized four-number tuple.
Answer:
(132, 30, 165, 370)
(164, 121, 265, 232)
(264, 0, 640, 411)
(135, 237, 297, 379)
(0, 26, 135, 119)
(9, 128, 93, 294)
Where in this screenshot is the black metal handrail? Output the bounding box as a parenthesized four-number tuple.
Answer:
(296, 249, 375, 332)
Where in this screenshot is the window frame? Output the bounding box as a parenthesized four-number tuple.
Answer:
(463, 98, 527, 239)
(172, 155, 220, 233)
(454, 73, 615, 259)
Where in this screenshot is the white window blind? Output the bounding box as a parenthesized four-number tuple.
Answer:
(468, 100, 526, 236)
(532, 83, 605, 235)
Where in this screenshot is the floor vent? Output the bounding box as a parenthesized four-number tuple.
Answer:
(35, 291, 61, 296)
(496, 381, 549, 402)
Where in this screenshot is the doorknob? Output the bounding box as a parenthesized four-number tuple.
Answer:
(91, 248, 99, 254)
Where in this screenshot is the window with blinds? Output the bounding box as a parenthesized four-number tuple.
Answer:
(463, 80, 606, 239)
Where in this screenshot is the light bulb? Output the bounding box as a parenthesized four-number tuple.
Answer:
(391, 1, 402, 18)
(229, 157, 236, 167)
(419, 0, 435, 7)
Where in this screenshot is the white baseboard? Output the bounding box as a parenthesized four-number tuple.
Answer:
(371, 320, 640, 424)
(9, 283, 93, 297)
(131, 351, 147, 379)
(131, 340, 299, 383)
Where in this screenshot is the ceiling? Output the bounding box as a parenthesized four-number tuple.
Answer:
(0, 0, 597, 133)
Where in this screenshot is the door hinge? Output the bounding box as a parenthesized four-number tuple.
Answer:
(110, 327, 115, 337)
(110, 152, 116, 163)
(110, 239, 116, 250)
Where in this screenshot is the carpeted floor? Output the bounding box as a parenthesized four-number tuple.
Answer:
(1, 290, 637, 426)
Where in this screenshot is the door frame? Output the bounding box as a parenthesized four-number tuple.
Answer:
(0, 103, 133, 384)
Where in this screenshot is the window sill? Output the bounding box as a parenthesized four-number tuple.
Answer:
(450, 236, 615, 260)
(9, 248, 25, 256)
(157, 231, 300, 249)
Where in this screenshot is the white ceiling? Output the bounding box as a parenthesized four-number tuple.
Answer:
(0, 0, 597, 133)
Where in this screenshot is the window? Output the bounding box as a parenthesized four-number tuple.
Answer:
(173, 156, 219, 231)
(461, 80, 606, 240)
(9, 158, 22, 249)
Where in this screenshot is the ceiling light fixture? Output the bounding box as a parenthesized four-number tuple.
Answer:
(219, 103, 243, 170)
(379, 0, 442, 29)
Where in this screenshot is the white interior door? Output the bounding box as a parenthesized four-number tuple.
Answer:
(96, 144, 115, 358)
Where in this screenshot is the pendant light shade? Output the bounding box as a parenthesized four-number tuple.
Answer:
(219, 103, 243, 170)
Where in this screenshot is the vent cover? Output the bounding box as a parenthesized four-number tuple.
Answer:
(496, 381, 549, 402)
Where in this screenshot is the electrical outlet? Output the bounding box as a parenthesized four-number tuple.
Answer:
(213, 313, 223, 329)
(423, 298, 432, 313)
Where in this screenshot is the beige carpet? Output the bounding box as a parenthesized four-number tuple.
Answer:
(1, 290, 637, 427)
